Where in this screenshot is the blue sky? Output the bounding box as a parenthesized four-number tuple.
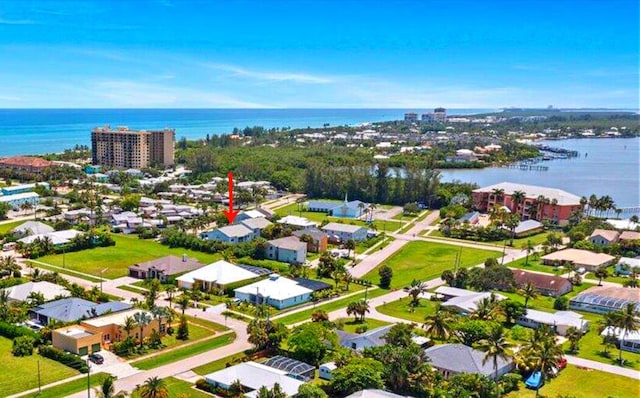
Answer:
(0, 0, 638, 108)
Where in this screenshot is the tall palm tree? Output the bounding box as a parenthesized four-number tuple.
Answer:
(471, 293, 503, 321)
(522, 240, 535, 266)
(517, 325, 563, 398)
(594, 267, 609, 286)
(94, 375, 128, 398)
(565, 326, 582, 354)
(177, 294, 190, 316)
(164, 286, 177, 308)
(123, 316, 136, 340)
(138, 376, 168, 398)
(511, 190, 527, 216)
(423, 307, 454, 341)
(133, 311, 152, 348)
(478, 325, 512, 380)
(407, 279, 428, 307)
(519, 282, 539, 309)
(152, 306, 169, 334)
(612, 303, 640, 365)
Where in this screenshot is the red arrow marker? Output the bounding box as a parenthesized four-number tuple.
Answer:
(222, 171, 239, 224)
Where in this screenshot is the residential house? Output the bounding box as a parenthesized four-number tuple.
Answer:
(263, 355, 316, 381)
(234, 274, 314, 309)
(435, 286, 506, 315)
(541, 249, 615, 272)
(277, 215, 318, 230)
(0, 192, 39, 211)
(471, 182, 584, 225)
(18, 229, 83, 246)
(1, 182, 49, 196)
(516, 309, 589, 336)
(266, 236, 307, 264)
(319, 362, 337, 380)
(569, 286, 640, 314)
(10, 221, 54, 237)
(204, 361, 304, 397)
(600, 327, 640, 354)
(235, 209, 270, 223)
(322, 222, 368, 242)
(200, 224, 255, 244)
(308, 196, 369, 219)
(293, 228, 328, 253)
(176, 260, 270, 290)
(588, 229, 620, 246)
(511, 270, 573, 297)
(424, 344, 514, 380)
(346, 390, 413, 398)
(30, 298, 132, 324)
(81, 309, 160, 347)
(511, 220, 544, 237)
(240, 217, 273, 238)
(0, 156, 54, 173)
(52, 326, 103, 355)
(458, 211, 480, 225)
(128, 255, 204, 282)
(2, 281, 69, 303)
(616, 257, 640, 275)
(619, 231, 640, 242)
(338, 325, 394, 351)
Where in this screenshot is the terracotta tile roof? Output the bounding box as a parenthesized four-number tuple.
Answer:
(589, 229, 620, 242)
(511, 269, 572, 292)
(0, 156, 54, 168)
(619, 231, 640, 241)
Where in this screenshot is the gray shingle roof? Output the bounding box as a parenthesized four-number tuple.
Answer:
(31, 298, 132, 323)
(424, 344, 512, 376)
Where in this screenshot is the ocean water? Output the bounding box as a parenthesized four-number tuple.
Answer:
(440, 137, 640, 208)
(0, 108, 493, 156)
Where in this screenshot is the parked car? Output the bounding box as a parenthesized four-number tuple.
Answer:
(88, 353, 104, 365)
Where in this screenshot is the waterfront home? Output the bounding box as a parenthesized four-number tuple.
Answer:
(424, 344, 514, 380)
(266, 236, 307, 264)
(240, 217, 273, 237)
(471, 182, 583, 225)
(588, 229, 620, 246)
(511, 269, 573, 297)
(30, 298, 132, 324)
(2, 281, 69, 303)
(322, 222, 368, 242)
(516, 309, 589, 336)
(569, 286, 640, 314)
(277, 215, 318, 230)
(10, 221, 54, 237)
(338, 325, 394, 351)
(600, 327, 640, 353)
(293, 228, 328, 253)
(176, 260, 270, 290)
(541, 248, 615, 272)
(435, 286, 506, 315)
(81, 309, 160, 347)
(128, 255, 204, 282)
(200, 224, 255, 244)
(52, 326, 102, 356)
(0, 192, 39, 211)
(204, 361, 304, 397)
(234, 274, 314, 309)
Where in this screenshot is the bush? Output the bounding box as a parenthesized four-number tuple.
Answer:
(12, 335, 34, 356)
(554, 296, 569, 310)
(499, 373, 522, 394)
(0, 320, 40, 341)
(177, 315, 189, 340)
(195, 378, 212, 393)
(38, 345, 88, 373)
(378, 265, 393, 289)
(509, 325, 532, 342)
(355, 325, 368, 334)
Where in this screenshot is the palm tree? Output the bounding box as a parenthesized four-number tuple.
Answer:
(612, 303, 640, 365)
(139, 376, 168, 398)
(522, 240, 535, 266)
(94, 375, 128, 398)
(152, 306, 169, 334)
(123, 316, 136, 340)
(478, 324, 512, 380)
(344, 239, 356, 258)
(164, 286, 177, 308)
(517, 325, 563, 398)
(356, 299, 370, 322)
(471, 293, 503, 321)
(511, 190, 526, 216)
(133, 311, 152, 348)
(519, 282, 539, 309)
(594, 267, 609, 286)
(565, 326, 582, 354)
(407, 279, 427, 307)
(177, 294, 190, 316)
(423, 307, 454, 341)
(346, 301, 360, 322)
(367, 203, 377, 223)
(599, 312, 618, 356)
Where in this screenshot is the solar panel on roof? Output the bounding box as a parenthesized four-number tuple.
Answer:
(237, 264, 272, 276)
(294, 278, 332, 292)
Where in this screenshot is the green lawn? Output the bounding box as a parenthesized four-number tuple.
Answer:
(376, 297, 438, 323)
(0, 336, 80, 397)
(131, 377, 212, 398)
(336, 318, 390, 333)
(37, 234, 223, 279)
(23, 373, 109, 398)
(131, 332, 236, 370)
(397, 222, 416, 234)
(275, 203, 402, 232)
(505, 365, 639, 398)
(363, 241, 500, 289)
(585, 272, 629, 285)
(497, 282, 594, 313)
(0, 220, 25, 234)
(506, 257, 564, 275)
(27, 260, 104, 282)
(192, 352, 249, 375)
(121, 320, 213, 360)
(275, 288, 387, 325)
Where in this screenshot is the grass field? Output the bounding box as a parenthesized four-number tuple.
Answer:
(0, 220, 25, 234)
(505, 257, 564, 275)
(192, 352, 248, 375)
(37, 234, 222, 279)
(131, 377, 212, 398)
(274, 203, 402, 233)
(505, 365, 639, 398)
(376, 297, 438, 323)
(22, 373, 109, 398)
(336, 318, 390, 333)
(0, 336, 79, 397)
(363, 241, 501, 289)
(131, 332, 236, 370)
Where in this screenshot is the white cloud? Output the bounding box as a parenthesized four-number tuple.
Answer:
(204, 63, 334, 84)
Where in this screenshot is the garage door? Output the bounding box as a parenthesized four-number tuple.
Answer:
(78, 346, 88, 356)
(91, 343, 101, 353)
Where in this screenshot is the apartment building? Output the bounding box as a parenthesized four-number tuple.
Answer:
(91, 125, 175, 168)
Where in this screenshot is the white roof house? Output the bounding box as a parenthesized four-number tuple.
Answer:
(346, 390, 413, 398)
(3, 281, 70, 303)
(235, 274, 313, 302)
(176, 260, 263, 289)
(204, 361, 304, 397)
(322, 222, 365, 234)
(11, 221, 54, 236)
(517, 309, 589, 336)
(19, 229, 82, 245)
(436, 286, 506, 314)
(82, 309, 153, 328)
(277, 215, 317, 229)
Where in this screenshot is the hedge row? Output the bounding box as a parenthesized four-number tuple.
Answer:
(0, 320, 40, 341)
(39, 345, 89, 373)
